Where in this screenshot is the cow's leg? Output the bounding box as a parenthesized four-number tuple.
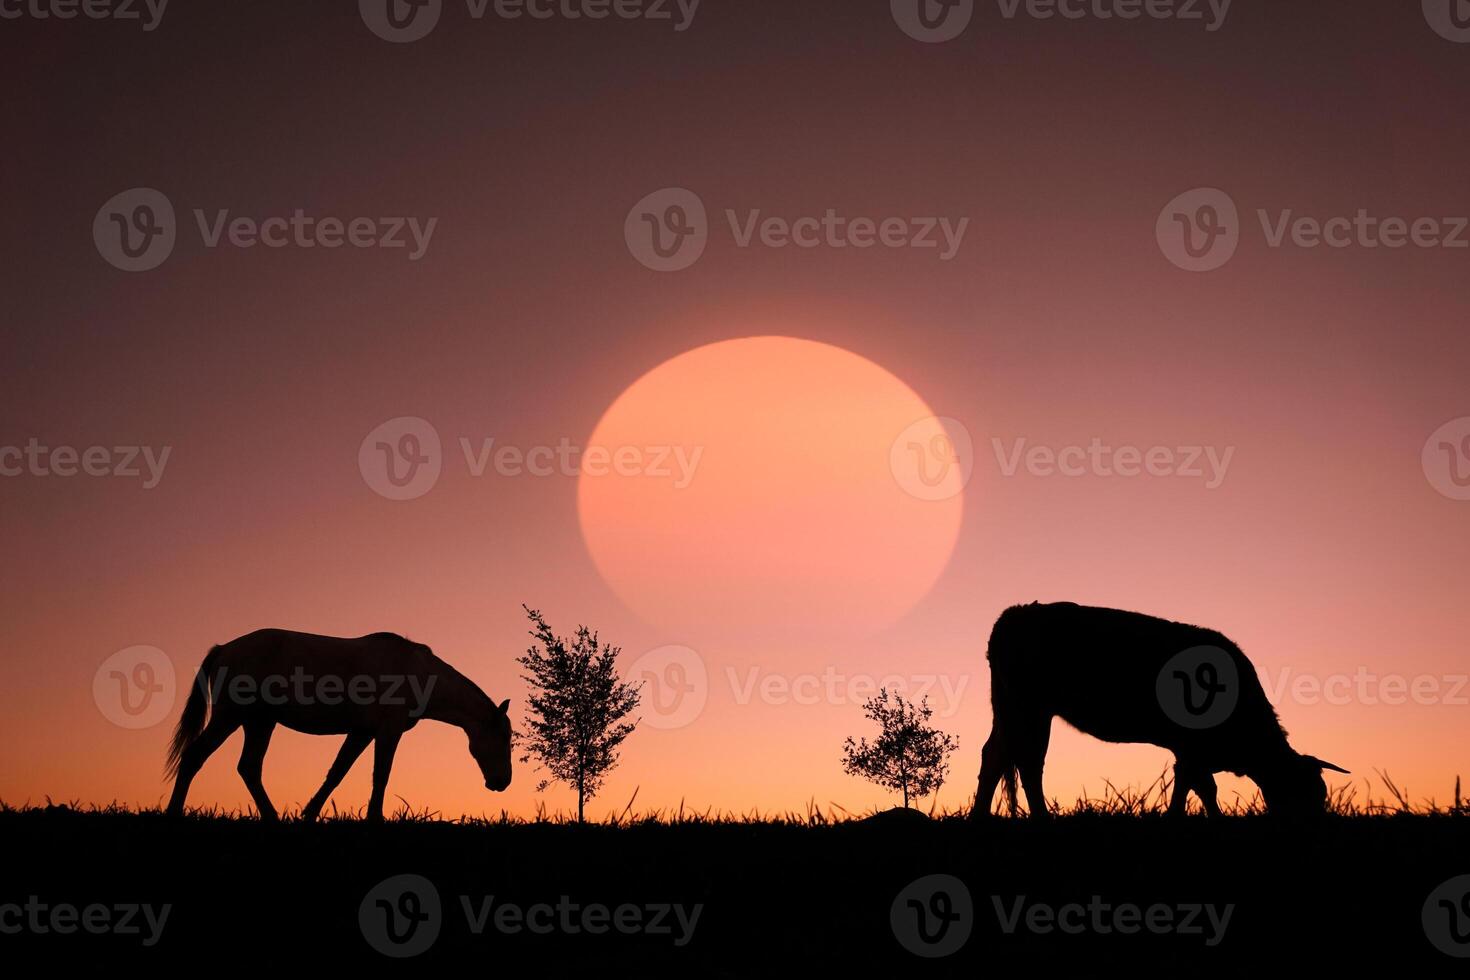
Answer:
(1168, 761, 1195, 817)
(1170, 761, 1220, 817)
(972, 728, 1009, 820)
(301, 732, 373, 823)
(237, 721, 279, 823)
(1194, 771, 1222, 818)
(1014, 715, 1053, 820)
(367, 730, 403, 824)
(166, 716, 240, 816)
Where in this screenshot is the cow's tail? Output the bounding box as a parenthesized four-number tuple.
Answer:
(987, 607, 1028, 818)
(165, 645, 221, 779)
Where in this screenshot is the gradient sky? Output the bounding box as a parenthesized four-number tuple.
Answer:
(2, 1, 1467, 820)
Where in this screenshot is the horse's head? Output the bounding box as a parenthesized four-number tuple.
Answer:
(468, 698, 513, 792)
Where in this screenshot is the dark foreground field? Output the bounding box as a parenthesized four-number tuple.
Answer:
(2, 805, 1467, 971)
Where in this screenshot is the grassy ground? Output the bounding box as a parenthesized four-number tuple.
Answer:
(2, 779, 1466, 971)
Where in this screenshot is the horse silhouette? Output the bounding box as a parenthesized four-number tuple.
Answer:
(972, 602, 1347, 819)
(164, 629, 512, 822)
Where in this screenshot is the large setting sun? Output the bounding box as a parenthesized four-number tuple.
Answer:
(577, 336, 965, 639)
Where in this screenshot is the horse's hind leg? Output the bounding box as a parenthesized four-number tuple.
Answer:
(302, 732, 372, 823)
(237, 721, 279, 823)
(366, 730, 403, 824)
(166, 717, 240, 816)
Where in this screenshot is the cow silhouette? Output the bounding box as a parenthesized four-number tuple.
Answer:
(971, 602, 1347, 819)
(164, 629, 512, 822)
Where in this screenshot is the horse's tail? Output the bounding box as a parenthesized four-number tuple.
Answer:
(1001, 767, 1019, 818)
(165, 645, 221, 779)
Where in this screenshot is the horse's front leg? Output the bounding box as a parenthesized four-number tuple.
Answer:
(301, 731, 372, 822)
(366, 730, 403, 824)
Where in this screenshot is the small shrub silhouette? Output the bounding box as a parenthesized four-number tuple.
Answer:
(841, 689, 957, 809)
(516, 604, 641, 823)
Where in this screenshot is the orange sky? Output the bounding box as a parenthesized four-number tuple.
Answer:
(2, 3, 1467, 819)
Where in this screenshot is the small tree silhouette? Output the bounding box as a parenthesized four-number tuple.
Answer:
(841, 689, 958, 809)
(516, 605, 641, 823)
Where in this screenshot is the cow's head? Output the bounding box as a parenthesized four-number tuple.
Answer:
(1256, 752, 1349, 815)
